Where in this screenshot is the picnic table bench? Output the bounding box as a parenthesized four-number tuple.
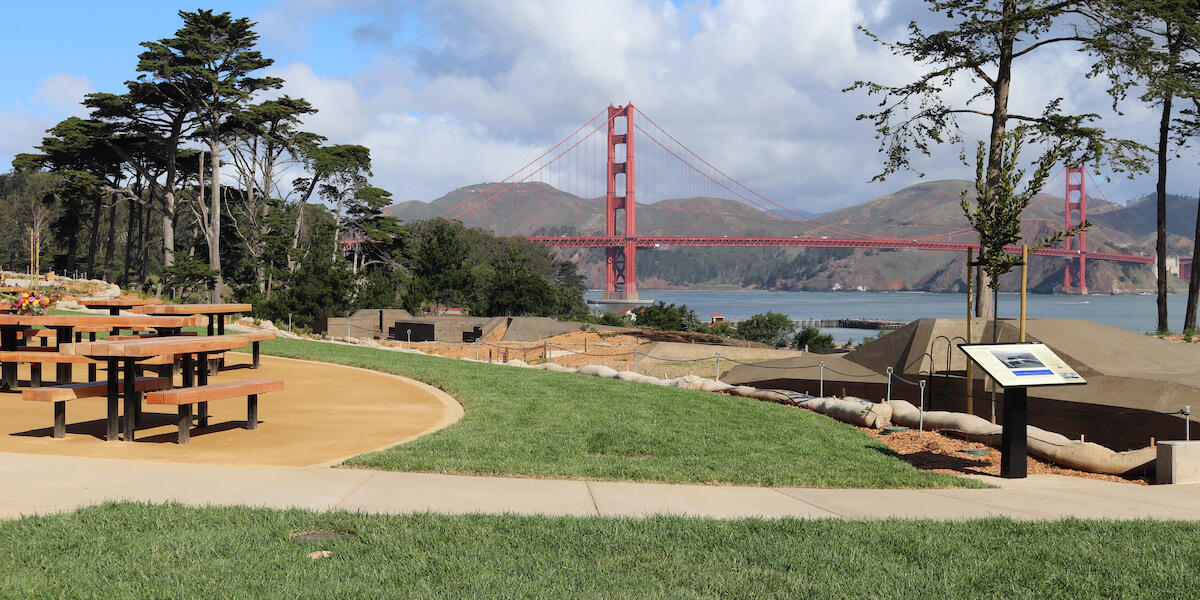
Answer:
(52, 332, 278, 441)
(147, 379, 283, 443)
(22, 376, 170, 439)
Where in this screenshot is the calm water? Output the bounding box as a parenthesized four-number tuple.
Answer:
(586, 289, 1192, 344)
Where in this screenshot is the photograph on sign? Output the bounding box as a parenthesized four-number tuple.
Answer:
(959, 342, 1086, 388)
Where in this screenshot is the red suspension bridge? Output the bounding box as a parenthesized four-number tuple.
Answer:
(436, 104, 1155, 301)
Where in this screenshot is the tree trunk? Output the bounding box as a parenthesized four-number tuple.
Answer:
(208, 140, 222, 303)
(85, 197, 102, 278)
(1185, 181, 1200, 332)
(289, 177, 320, 271)
(122, 199, 138, 287)
(1155, 93, 1173, 333)
(162, 190, 176, 269)
(976, 0, 1016, 319)
(139, 201, 152, 286)
(102, 199, 117, 282)
(332, 193, 345, 263)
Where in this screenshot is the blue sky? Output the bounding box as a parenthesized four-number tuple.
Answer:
(2, 0, 1197, 213)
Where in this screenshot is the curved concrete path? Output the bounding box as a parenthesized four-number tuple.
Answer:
(0, 451, 1197, 520)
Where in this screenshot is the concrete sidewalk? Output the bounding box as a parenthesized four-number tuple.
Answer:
(2, 452, 1198, 521)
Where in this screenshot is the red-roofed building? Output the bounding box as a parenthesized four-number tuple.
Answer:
(710, 313, 725, 325)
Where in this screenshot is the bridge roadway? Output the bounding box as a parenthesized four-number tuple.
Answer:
(530, 236, 1155, 264)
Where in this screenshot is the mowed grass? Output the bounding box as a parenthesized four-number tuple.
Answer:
(259, 337, 982, 488)
(2, 503, 1197, 599)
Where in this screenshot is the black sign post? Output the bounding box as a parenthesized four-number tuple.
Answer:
(959, 342, 1085, 480)
(999, 386, 1028, 478)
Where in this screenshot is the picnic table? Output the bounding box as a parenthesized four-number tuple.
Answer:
(132, 303, 252, 336)
(78, 297, 152, 316)
(58, 332, 276, 441)
(0, 314, 203, 389)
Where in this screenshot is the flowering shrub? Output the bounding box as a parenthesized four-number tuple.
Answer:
(16, 292, 54, 315)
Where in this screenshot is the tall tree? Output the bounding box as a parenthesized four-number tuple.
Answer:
(225, 96, 321, 290)
(288, 144, 371, 268)
(1176, 95, 1200, 330)
(86, 67, 201, 271)
(847, 0, 1146, 317)
(141, 9, 281, 301)
(412, 219, 470, 315)
(1091, 0, 1200, 332)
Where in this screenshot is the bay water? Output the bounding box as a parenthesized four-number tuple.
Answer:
(586, 289, 1192, 344)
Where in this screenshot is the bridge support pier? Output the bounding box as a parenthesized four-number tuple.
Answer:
(1064, 166, 1088, 294)
(603, 104, 639, 301)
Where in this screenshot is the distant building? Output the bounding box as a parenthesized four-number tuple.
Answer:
(710, 313, 725, 325)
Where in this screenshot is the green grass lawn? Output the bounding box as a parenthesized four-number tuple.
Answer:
(258, 337, 982, 488)
(1, 502, 1195, 599)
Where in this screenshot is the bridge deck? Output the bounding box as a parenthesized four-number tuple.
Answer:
(529, 236, 1153, 264)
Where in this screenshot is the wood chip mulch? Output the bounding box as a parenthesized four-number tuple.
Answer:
(859, 425, 1149, 485)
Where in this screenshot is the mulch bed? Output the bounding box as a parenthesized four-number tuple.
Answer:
(859, 425, 1149, 485)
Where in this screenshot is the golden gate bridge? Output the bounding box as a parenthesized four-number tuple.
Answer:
(436, 104, 1155, 301)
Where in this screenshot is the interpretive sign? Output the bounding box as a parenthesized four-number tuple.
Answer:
(958, 342, 1085, 388)
(958, 342, 1086, 479)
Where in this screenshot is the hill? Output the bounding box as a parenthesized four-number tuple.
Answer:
(382, 179, 1191, 293)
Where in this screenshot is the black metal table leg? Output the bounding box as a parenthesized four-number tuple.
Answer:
(87, 333, 97, 381)
(182, 354, 195, 388)
(106, 360, 119, 441)
(122, 360, 138, 442)
(217, 315, 225, 368)
(53, 401, 66, 438)
(196, 352, 208, 427)
(1, 326, 19, 389)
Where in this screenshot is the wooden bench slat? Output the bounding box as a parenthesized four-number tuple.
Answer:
(145, 379, 283, 405)
(0, 352, 173, 365)
(21, 376, 170, 403)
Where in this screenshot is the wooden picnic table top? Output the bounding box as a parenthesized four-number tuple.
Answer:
(0, 314, 202, 328)
(59, 331, 275, 358)
(79, 298, 152, 308)
(131, 303, 252, 316)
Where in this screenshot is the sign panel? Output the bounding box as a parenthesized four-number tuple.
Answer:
(958, 342, 1086, 388)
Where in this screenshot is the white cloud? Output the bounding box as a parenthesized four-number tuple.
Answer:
(33, 74, 92, 114)
(253, 0, 1198, 211)
(0, 73, 92, 163)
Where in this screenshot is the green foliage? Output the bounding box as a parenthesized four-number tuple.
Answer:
(846, 0, 1147, 181)
(792, 326, 835, 351)
(254, 220, 355, 323)
(634, 301, 701, 332)
(160, 251, 218, 301)
(960, 126, 1087, 290)
(598, 311, 633, 327)
(699, 321, 739, 338)
(735, 312, 795, 347)
(481, 249, 556, 316)
(412, 219, 470, 314)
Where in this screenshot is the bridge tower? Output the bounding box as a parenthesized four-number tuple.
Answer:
(1063, 165, 1088, 294)
(603, 104, 638, 301)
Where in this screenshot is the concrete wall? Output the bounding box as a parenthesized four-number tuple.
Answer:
(321, 309, 415, 338)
